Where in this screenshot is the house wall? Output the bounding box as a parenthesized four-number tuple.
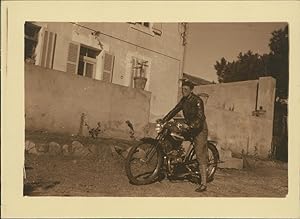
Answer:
(193, 77, 276, 158)
(25, 64, 151, 139)
(33, 22, 183, 123)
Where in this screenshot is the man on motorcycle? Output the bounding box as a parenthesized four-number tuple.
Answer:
(162, 79, 208, 192)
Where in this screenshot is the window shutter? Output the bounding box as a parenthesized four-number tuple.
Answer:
(66, 42, 80, 74)
(102, 52, 115, 82)
(132, 57, 137, 77)
(152, 23, 162, 36)
(40, 29, 57, 68)
(130, 57, 137, 87)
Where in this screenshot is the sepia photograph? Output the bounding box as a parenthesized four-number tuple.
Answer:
(23, 21, 288, 197)
(2, 1, 300, 218)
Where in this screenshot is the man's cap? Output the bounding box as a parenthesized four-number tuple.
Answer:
(180, 79, 196, 89)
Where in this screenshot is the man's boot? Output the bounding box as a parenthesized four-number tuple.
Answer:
(195, 164, 207, 192)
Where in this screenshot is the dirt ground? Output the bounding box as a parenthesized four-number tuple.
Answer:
(24, 132, 288, 197)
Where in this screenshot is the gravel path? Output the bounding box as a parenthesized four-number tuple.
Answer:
(24, 152, 288, 197)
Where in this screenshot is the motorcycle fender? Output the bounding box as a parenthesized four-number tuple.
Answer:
(208, 140, 217, 146)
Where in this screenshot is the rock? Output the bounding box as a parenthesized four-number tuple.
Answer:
(88, 144, 98, 155)
(110, 145, 117, 154)
(216, 145, 233, 161)
(28, 147, 38, 154)
(71, 141, 84, 150)
(48, 142, 62, 155)
(25, 140, 36, 152)
(218, 157, 244, 170)
(36, 143, 49, 153)
(215, 145, 243, 169)
(73, 147, 90, 157)
(219, 149, 233, 161)
(71, 141, 90, 157)
(62, 144, 71, 156)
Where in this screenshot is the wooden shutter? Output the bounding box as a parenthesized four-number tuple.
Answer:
(152, 23, 162, 36)
(66, 42, 80, 74)
(40, 29, 57, 68)
(102, 52, 115, 82)
(130, 57, 137, 87)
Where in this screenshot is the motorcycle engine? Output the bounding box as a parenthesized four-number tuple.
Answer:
(164, 140, 185, 175)
(162, 135, 182, 153)
(163, 136, 185, 164)
(161, 120, 189, 173)
(163, 121, 190, 176)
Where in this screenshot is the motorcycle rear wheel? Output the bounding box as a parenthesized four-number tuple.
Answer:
(187, 142, 219, 183)
(125, 140, 163, 185)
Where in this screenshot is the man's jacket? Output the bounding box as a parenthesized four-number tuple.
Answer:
(163, 92, 206, 131)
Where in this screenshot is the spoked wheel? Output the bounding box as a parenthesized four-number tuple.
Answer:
(187, 142, 219, 183)
(125, 139, 163, 185)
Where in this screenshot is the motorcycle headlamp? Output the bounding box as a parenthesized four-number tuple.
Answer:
(155, 123, 163, 133)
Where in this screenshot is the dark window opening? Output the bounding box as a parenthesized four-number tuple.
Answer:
(136, 22, 150, 28)
(143, 22, 150, 28)
(24, 22, 41, 62)
(77, 45, 100, 78)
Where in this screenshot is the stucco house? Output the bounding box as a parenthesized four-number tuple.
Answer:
(25, 22, 185, 138)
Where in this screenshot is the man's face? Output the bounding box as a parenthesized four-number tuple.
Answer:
(182, 85, 192, 97)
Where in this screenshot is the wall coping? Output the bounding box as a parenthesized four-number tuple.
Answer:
(196, 76, 276, 89)
(25, 63, 152, 97)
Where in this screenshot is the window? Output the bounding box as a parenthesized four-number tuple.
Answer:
(130, 22, 154, 36)
(25, 22, 57, 69)
(129, 22, 162, 36)
(77, 45, 100, 78)
(66, 42, 114, 82)
(137, 22, 150, 28)
(24, 22, 41, 63)
(132, 57, 148, 78)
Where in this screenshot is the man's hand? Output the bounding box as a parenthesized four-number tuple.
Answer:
(156, 119, 164, 124)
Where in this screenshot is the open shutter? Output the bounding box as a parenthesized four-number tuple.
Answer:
(102, 52, 115, 82)
(152, 23, 162, 36)
(40, 29, 57, 69)
(66, 42, 80, 74)
(130, 57, 137, 87)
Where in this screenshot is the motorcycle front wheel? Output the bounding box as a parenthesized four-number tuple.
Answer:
(125, 139, 163, 185)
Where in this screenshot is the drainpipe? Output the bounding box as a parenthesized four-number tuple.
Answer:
(178, 22, 188, 101)
(255, 81, 259, 112)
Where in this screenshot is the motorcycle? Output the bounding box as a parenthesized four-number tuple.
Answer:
(125, 119, 220, 185)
